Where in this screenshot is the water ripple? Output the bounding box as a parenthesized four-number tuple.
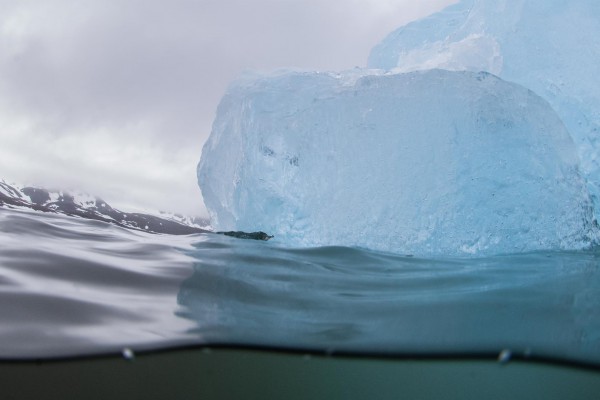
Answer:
(1, 207, 600, 367)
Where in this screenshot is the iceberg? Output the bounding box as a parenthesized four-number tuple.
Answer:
(198, 69, 597, 256)
(368, 0, 600, 220)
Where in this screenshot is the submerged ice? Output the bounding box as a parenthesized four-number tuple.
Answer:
(198, 69, 597, 256)
(368, 0, 600, 220)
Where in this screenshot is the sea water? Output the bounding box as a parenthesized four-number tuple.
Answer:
(0, 207, 599, 367)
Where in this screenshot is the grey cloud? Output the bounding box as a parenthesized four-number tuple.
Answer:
(0, 0, 454, 214)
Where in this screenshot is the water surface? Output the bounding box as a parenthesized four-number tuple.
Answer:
(1, 208, 599, 367)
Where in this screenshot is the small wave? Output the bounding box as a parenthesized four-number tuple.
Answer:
(0, 208, 600, 367)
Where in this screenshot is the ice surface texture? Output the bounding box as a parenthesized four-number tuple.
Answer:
(198, 69, 597, 256)
(369, 0, 600, 220)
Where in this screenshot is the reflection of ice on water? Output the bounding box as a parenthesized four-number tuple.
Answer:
(177, 235, 600, 365)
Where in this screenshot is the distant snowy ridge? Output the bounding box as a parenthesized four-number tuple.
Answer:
(0, 180, 211, 235)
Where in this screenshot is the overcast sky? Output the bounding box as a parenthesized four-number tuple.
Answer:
(0, 0, 455, 216)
